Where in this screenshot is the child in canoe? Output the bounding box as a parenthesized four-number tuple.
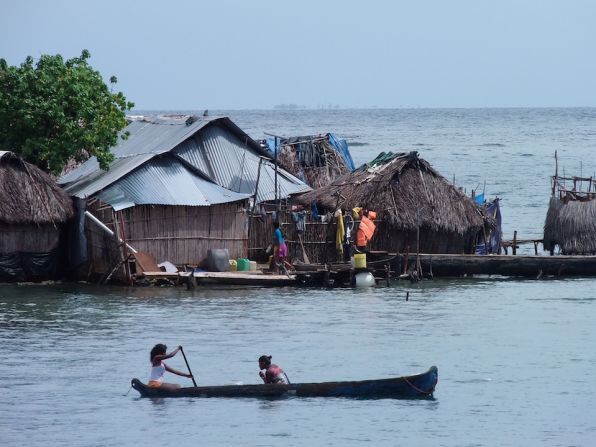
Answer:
(258, 355, 290, 384)
(149, 344, 193, 389)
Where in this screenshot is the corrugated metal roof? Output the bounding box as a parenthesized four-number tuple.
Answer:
(58, 116, 310, 203)
(96, 157, 250, 210)
(59, 118, 214, 188)
(62, 154, 155, 198)
(175, 124, 311, 202)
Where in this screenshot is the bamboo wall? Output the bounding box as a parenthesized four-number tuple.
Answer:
(0, 223, 61, 253)
(248, 211, 343, 264)
(83, 199, 478, 281)
(247, 210, 479, 265)
(85, 201, 248, 279)
(369, 222, 478, 255)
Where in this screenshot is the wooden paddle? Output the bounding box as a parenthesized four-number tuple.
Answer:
(179, 346, 198, 387)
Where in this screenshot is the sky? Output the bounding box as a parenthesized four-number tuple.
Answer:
(1, 0, 595, 109)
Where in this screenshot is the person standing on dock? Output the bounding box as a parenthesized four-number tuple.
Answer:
(148, 344, 193, 390)
(272, 221, 291, 273)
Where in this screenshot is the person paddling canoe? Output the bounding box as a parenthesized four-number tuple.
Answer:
(148, 344, 193, 390)
(258, 355, 290, 384)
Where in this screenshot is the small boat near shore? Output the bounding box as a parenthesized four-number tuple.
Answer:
(131, 366, 438, 399)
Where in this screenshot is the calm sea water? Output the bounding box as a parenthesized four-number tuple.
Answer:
(2, 108, 596, 447)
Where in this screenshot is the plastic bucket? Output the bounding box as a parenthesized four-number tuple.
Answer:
(249, 261, 257, 271)
(229, 259, 237, 271)
(354, 253, 367, 269)
(237, 258, 250, 271)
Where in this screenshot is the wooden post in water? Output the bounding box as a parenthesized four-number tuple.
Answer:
(112, 211, 131, 285)
(512, 231, 518, 255)
(247, 157, 264, 236)
(552, 150, 558, 196)
(385, 262, 390, 286)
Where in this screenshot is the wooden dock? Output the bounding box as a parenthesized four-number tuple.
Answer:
(192, 271, 296, 287)
(401, 253, 596, 278)
(139, 270, 296, 287)
(138, 253, 596, 288)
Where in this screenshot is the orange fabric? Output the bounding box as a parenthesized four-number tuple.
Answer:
(148, 380, 162, 388)
(356, 229, 366, 247)
(356, 216, 376, 247)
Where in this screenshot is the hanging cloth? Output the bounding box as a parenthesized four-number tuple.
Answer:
(356, 213, 376, 247)
(335, 209, 345, 255)
(311, 202, 320, 220)
(291, 211, 307, 233)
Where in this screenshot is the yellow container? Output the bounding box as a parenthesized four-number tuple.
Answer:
(354, 253, 367, 269)
(229, 259, 237, 271)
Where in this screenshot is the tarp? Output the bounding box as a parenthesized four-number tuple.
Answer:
(476, 198, 502, 255)
(0, 250, 61, 282)
(66, 197, 88, 270)
(328, 133, 355, 171)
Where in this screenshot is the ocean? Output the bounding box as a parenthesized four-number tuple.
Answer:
(1, 108, 595, 446)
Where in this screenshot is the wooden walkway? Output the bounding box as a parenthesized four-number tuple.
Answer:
(402, 253, 596, 277)
(140, 270, 296, 287)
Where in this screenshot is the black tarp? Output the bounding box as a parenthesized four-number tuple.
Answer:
(0, 249, 61, 282)
(66, 197, 88, 270)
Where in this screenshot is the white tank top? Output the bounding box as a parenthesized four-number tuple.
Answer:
(150, 362, 166, 382)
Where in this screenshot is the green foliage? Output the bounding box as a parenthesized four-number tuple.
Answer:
(0, 50, 134, 174)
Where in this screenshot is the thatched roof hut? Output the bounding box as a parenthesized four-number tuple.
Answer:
(543, 155, 596, 255)
(543, 181, 596, 255)
(0, 151, 74, 281)
(296, 151, 484, 254)
(0, 151, 74, 225)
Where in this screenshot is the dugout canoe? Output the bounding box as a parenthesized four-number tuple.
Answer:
(131, 366, 438, 399)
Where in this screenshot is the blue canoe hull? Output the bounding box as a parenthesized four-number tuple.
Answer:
(131, 366, 438, 399)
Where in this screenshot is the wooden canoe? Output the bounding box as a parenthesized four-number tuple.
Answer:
(131, 366, 437, 399)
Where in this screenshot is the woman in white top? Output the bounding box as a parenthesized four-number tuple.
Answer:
(148, 344, 193, 389)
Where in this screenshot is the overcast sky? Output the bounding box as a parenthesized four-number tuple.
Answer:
(2, 0, 595, 109)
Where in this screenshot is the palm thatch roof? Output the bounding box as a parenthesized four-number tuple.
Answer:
(295, 151, 483, 235)
(0, 151, 74, 224)
(543, 196, 596, 254)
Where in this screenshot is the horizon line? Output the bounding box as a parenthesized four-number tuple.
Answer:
(132, 105, 596, 112)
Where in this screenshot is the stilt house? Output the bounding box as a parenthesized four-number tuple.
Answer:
(0, 151, 74, 281)
(294, 151, 484, 258)
(59, 115, 310, 281)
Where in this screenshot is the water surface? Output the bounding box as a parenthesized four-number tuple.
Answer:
(2, 108, 596, 446)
